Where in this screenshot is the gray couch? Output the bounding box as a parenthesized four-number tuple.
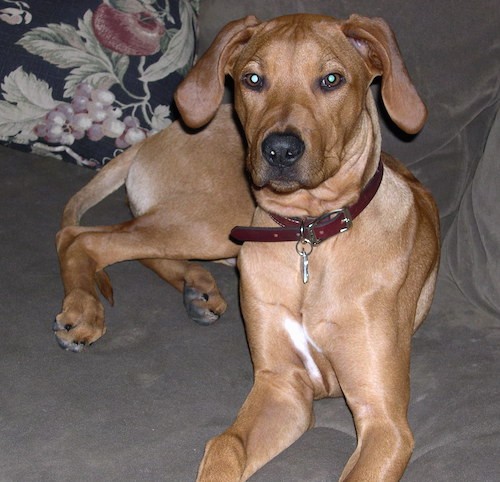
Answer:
(1, 1, 499, 481)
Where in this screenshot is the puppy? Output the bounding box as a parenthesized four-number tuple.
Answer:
(173, 14, 440, 481)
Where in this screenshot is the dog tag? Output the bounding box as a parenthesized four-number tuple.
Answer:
(300, 249, 310, 284)
(296, 239, 313, 284)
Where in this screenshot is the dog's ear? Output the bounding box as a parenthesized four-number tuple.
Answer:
(341, 15, 427, 134)
(175, 16, 260, 128)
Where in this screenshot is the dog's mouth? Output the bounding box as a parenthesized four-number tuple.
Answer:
(250, 155, 328, 193)
(265, 178, 302, 193)
(249, 164, 300, 192)
(250, 168, 317, 193)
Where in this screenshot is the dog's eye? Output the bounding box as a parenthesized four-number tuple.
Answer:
(320, 73, 344, 91)
(243, 73, 264, 91)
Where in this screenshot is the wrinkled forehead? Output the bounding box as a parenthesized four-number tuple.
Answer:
(234, 15, 358, 73)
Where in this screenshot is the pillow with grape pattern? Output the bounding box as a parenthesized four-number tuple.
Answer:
(0, 0, 197, 168)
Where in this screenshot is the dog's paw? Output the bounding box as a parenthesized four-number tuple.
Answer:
(53, 290, 106, 352)
(183, 283, 227, 326)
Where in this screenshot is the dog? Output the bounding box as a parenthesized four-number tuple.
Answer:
(173, 14, 440, 481)
(54, 102, 255, 352)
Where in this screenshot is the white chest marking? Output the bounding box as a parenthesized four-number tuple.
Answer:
(283, 318, 322, 380)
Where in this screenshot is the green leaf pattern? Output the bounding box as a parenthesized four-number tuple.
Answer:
(0, 67, 57, 140)
(141, 1, 195, 82)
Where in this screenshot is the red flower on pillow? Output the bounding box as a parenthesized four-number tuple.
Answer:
(92, 2, 166, 56)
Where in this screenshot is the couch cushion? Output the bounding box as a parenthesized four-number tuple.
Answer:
(1, 144, 498, 482)
(443, 107, 500, 314)
(0, 0, 197, 168)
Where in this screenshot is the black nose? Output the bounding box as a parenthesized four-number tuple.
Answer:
(261, 132, 305, 167)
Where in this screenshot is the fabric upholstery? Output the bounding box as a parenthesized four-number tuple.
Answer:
(443, 109, 500, 314)
(0, 146, 498, 481)
(0, 0, 197, 168)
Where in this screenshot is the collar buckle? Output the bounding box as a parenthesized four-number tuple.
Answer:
(300, 207, 352, 245)
(335, 207, 353, 233)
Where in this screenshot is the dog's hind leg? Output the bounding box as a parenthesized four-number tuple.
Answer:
(55, 213, 238, 351)
(55, 224, 121, 351)
(140, 259, 228, 325)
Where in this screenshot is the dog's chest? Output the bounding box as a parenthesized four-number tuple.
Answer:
(280, 314, 341, 398)
(282, 317, 322, 379)
(240, 241, 351, 396)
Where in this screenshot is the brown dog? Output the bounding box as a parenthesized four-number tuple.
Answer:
(54, 102, 255, 352)
(174, 14, 440, 481)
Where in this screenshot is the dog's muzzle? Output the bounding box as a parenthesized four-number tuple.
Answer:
(261, 132, 305, 168)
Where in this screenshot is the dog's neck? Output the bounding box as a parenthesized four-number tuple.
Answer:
(253, 92, 382, 219)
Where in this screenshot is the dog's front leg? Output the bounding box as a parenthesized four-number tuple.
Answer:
(331, 314, 415, 482)
(197, 352, 314, 481)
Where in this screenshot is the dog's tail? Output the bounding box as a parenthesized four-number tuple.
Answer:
(61, 142, 140, 228)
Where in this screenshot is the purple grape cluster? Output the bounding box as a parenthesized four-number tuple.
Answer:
(34, 83, 147, 149)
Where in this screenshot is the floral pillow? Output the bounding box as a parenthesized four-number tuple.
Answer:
(0, 0, 198, 168)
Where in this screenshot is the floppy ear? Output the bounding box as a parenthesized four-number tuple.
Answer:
(174, 16, 260, 128)
(341, 15, 427, 134)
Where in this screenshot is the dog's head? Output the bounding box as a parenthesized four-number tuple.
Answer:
(175, 14, 426, 194)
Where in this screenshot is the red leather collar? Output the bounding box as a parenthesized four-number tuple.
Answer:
(230, 161, 384, 244)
